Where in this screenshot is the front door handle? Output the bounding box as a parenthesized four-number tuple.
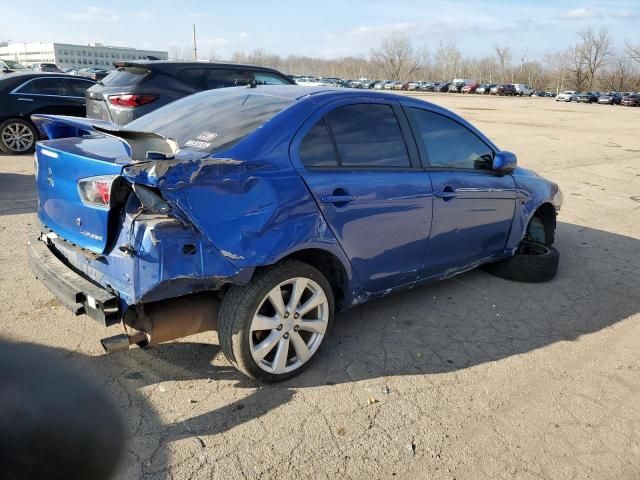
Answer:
(321, 194, 357, 204)
(434, 186, 457, 200)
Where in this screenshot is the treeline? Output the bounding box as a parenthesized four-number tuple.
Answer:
(176, 28, 640, 92)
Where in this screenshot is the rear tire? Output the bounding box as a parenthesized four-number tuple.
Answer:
(0, 118, 37, 155)
(483, 241, 559, 283)
(218, 260, 334, 382)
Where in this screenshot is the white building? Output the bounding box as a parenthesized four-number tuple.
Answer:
(0, 42, 168, 69)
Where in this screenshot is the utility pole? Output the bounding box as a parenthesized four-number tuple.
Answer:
(192, 24, 197, 61)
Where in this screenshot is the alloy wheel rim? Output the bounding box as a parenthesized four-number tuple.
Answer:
(1, 123, 34, 152)
(249, 277, 329, 375)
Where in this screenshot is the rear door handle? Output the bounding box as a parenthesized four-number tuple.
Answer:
(17, 98, 34, 102)
(434, 186, 457, 200)
(321, 194, 357, 204)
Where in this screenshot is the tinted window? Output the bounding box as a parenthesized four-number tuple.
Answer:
(206, 69, 250, 89)
(299, 119, 337, 167)
(176, 68, 207, 89)
(410, 108, 494, 170)
(253, 72, 290, 85)
(325, 104, 410, 167)
(124, 89, 293, 153)
(17, 78, 68, 96)
(101, 67, 150, 87)
(64, 79, 94, 97)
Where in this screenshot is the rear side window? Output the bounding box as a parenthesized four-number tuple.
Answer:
(176, 68, 207, 89)
(124, 89, 293, 153)
(206, 69, 250, 89)
(101, 67, 150, 87)
(410, 108, 494, 170)
(299, 119, 337, 167)
(64, 79, 94, 97)
(325, 104, 410, 168)
(16, 78, 68, 96)
(253, 72, 291, 85)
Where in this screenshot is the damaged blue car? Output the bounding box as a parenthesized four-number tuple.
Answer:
(28, 86, 562, 381)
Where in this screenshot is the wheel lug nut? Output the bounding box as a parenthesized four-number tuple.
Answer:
(284, 312, 289, 318)
(277, 324, 283, 331)
(294, 313, 299, 319)
(294, 325, 299, 332)
(283, 333, 289, 339)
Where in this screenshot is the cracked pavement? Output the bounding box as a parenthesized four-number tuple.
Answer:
(1, 94, 639, 479)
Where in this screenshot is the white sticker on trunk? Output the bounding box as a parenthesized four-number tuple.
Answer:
(184, 140, 211, 149)
(195, 131, 218, 141)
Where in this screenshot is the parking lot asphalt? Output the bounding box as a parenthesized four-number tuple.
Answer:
(1, 93, 639, 480)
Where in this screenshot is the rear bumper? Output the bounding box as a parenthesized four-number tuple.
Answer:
(27, 236, 120, 326)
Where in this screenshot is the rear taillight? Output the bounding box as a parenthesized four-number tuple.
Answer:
(108, 94, 157, 108)
(77, 175, 118, 209)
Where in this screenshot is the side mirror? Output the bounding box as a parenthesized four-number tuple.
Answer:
(492, 151, 517, 173)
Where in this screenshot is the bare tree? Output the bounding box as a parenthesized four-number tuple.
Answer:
(371, 35, 427, 81)
(576, 28, 612, 89)
(544, 50, 569, 93)
(494, 46, 512, 83)
(625, 40, 640, 64)
(600, 56, 634, 92)
(434, 41, 462, 80)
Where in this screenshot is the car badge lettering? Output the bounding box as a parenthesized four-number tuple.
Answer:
(47, 167, 54, 187)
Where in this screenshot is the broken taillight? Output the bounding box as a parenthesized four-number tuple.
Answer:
(77, 175, 118, 208)
(108, 94, 157, 108)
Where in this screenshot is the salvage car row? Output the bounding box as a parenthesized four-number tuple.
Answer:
(2, 60, 638, 156)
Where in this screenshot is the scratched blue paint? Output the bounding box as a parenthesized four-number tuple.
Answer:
(31, 86, 561, 316)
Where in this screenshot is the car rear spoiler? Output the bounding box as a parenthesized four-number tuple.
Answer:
(31, 114, 179, 162)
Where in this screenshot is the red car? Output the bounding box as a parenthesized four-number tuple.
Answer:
(621, 94, 640, 106)
(461, 83, 479, 93)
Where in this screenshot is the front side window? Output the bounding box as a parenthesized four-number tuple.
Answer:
(410, 108, 494, 170)
(299, 118, 337, 167)
(206, 69, 250, 89)
(325, 104, 410, 168)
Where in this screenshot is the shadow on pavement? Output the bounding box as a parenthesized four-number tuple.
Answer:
(18, 221, 640, 478)
(0, 172, 37, 216)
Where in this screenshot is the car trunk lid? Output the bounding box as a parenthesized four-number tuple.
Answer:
(32, 114, 180, 254)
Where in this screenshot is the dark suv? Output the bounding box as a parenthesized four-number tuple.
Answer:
(490, 84, 516, 96)
(86, 61, 295, 125)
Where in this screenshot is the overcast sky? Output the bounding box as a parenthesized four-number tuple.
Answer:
(2, 0, 638, 60)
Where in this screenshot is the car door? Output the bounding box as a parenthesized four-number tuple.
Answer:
(290, 98, 433, 293)
(405, 106, 516, 278)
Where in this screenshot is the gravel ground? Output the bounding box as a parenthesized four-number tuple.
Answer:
(1, 93, 639, 480)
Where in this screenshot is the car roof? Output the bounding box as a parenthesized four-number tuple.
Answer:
(0, 71, 95, 89)
(203, 84, 416, 102)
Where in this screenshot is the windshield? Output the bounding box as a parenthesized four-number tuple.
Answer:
(124, 88, 293, 153)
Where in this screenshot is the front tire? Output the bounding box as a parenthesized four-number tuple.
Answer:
(218, 260, 334, 382)
(0, 118, 37, 155)
(483, 241, 559, 282)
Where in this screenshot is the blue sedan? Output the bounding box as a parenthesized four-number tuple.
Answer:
(29, 86, 562, 381)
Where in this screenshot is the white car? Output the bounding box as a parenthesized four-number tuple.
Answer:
(556, 91, 578, 102)
(513, 84, 534, 96)
(295, 77, 331, 87)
